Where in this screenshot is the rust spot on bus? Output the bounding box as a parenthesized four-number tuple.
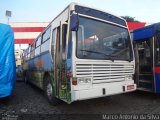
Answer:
(36, 60, 44, 68)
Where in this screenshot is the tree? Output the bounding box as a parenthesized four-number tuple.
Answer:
(121, 16, 140, 22)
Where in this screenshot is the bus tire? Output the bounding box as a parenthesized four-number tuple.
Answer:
(44, 76, 60, 106)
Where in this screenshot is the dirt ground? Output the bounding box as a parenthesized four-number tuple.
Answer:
(1, 82, 160, 119)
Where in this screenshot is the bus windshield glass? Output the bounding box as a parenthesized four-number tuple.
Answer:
(76, 16, 133, 61)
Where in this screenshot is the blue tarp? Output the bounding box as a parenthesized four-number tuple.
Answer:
(0, 23, 16, 98)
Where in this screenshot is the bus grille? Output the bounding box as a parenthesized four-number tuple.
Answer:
(75, 63, 134, 84)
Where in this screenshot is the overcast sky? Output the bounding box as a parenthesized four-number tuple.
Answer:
(0, 0, 160, 24)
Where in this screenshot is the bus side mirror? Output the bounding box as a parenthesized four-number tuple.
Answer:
(70, 13, 79, 31)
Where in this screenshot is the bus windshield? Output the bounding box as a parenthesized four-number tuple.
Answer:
(76, 16, 133, 61)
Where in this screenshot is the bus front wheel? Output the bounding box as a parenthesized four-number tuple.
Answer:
(44, 76, 60, 106)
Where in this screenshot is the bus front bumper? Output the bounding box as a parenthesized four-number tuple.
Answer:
(71, 83, 136, 102)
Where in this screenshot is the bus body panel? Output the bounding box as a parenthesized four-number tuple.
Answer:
(71, 60, 135, 101)
(72, 81, 136, 101)
(132, 22, 160, 41)
(155, 69, 160, 93)
(27, 51, 53, 89)
(132, 22, 160, 93)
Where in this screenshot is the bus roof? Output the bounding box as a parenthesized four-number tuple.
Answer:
(28, 2, 127, 47)
(132, 22, 160, 41)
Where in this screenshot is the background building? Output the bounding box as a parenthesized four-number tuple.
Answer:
(15, 49, 23, 66)
(10, 22, 49, 50)
(9, 22, 49, 66)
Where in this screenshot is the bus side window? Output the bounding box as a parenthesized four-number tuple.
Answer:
(62, 24, 67, 60)
(41, 27, 51, 53)
(77, 25, 85, 57)
(156, 35, 160, 64)
(36, 37, 41, 47)
(28, 46, 31, 60)
(67, 32, 72, 59)
(51, 29, 56, 60)
(55, 26, 60, 65)
(35, 37, 41, 56)
(30, 43, 35, 58)
(42, 27, 51, 42)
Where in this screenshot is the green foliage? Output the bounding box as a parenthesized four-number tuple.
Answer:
(121, 16, 140, 22)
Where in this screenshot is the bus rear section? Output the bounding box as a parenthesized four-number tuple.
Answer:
(0, 23, 16, 98)
(132, 23, 160, 93)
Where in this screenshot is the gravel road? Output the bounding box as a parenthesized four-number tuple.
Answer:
(1, 82, 160, 119)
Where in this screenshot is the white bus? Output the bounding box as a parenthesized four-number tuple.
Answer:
(22, 3, 136, 105)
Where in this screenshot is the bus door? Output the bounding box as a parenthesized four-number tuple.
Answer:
(134, 38, 155, 92)
(154, 33, 160, 93)
(55, 22, 68, 99)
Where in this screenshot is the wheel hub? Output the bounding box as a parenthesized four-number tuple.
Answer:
(46, 83, 53, 99)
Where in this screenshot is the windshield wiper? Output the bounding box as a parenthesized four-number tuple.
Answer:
(80, 49, 117, 61)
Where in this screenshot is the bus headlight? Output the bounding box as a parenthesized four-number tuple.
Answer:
(78, 78, 92, 84)
(125, 75, 133, 80)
